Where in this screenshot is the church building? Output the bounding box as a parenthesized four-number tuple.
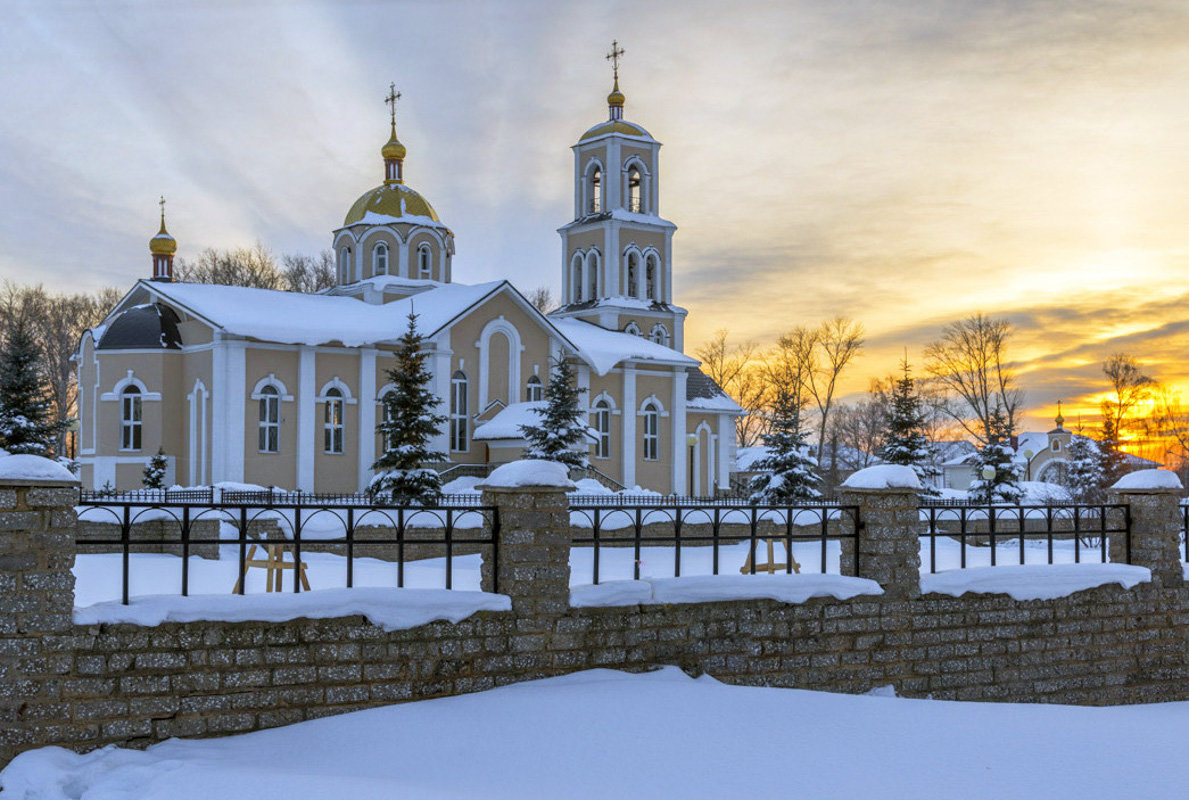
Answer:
(76, 62, 743, 494)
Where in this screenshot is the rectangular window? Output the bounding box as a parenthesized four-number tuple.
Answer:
(258, 394, 280, 453)
(642, 407, 659, 461)
(450, 375, 468, 452)
(324, 397, 344, 454)
(593, 405, 611, 459)
(121, 394, 142, 451)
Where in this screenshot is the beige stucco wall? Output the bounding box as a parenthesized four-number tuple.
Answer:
(634, 368, 674, 493)
(314, 351, 361, 492)
(242, 348, 300, 489)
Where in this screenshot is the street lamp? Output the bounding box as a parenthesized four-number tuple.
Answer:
(980, 464, 996, 507)
(686, 433, 698, 497)
(1022, 448, 1034, 481)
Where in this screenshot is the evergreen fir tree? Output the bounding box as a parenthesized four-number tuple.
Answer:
(1065, 435, 1105, 503)
(143, 448, 168, 489)
(521, 357, 589, 469)
(0, 320, 62, 456)
(748, 385, 822, 504)
(967, 408, 1024, 503)
(877, 358, 941, 497)
(1098, 413, 1128, 489)
(369, 313, 447, 504)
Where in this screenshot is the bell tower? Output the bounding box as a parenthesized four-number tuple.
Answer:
(552, 41, 687, 353)
(149, 196, 176, 282)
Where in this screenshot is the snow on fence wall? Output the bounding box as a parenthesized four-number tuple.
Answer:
(1, 461, 1188, 767)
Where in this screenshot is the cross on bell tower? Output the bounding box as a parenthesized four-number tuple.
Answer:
(149, 195, 177, 282)
(605, 40, 626, 121)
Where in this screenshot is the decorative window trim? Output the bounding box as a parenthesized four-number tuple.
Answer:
(250, 374, 294, 401)
(637, 394, 670, 417)
(592, 398, 613, 459)
(526, 375, 544, 402)
(316, 377, 358, 405)
(589, 391, 621, 415)
(475, 316, 523, 412)
(322, 387, 346, 455)
(450, 370, 469, 452)
(623, 322, 641, 337)
(257, 385, 281, 454)
(375, 382, 397, 404)
(373, 242, 390, 275)
(119, 386, 143, 452)
(417, 243, 433, 279)
(101, 370, 162, 402)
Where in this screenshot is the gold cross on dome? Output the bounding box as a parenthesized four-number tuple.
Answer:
(385, 83, 401, 125)
(606, 40, 625, 82)
(158, 195, 166, 222)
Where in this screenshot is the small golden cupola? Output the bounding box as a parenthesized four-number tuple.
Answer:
(1054, 400, 1065, 430)
(606, 40, 626, 120)
(149, 196, 176, 282)
(381, 83, 407, 184)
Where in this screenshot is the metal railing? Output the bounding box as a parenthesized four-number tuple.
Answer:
(919, 502, 1130, 574)
(569, 501, 861, 585)
(75, 495, 499, 604)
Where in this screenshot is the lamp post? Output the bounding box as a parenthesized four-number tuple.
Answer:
(981, 464, 997, 507)
(1022, 448, 1034, 481)
(686, 432, 698, 497)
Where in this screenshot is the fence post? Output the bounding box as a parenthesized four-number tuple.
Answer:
(1107, 470, 1184, 588)
(477, 461, 573, 617)
(838, 466, 922, 599)
(0, 460, 80, 767)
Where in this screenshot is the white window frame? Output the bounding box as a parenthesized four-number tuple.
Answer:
(642, 401, 660, 461)
(373, 242, 389, 276)
(450, 371, 469, 452)
(593, 399, 612, 459)
(418, 244, 432, 279)
(526, 375, 543, 402)
(120, 386, 142, 451)
(258, 385, 280, 453)
(323, 388, 345, 454)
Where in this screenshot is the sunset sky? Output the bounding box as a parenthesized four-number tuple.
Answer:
(1, 0, 1187, 436)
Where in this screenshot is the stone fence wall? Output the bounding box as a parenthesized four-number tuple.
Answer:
(1, 472, 1186, 766)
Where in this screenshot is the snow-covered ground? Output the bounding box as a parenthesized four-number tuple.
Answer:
(4, 666, 1187, 800)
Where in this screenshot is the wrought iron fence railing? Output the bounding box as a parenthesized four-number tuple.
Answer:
(918, 503, 1130, 574)
(568, 501, 861, 585)
(74, 496, 499, 605)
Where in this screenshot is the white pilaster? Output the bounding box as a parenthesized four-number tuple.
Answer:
(296, 347, 316, 490)
(606, 221, 620, 296)
(717, 414, 734, 492)
(398, 240, 409, 279)
(225, 341, 246, 483)
(210, 337, 227, 482)
(671, 368, 688, 494)
(357, 348, 377, 490)
(621, 365, 636, 488)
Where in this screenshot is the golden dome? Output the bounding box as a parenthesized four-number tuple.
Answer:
(607, 78, 625, 108)
(342, 182, 440, 226)
(149, 218, 176, 255)
(381, 123, 407, 161)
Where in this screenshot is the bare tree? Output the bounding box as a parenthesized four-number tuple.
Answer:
(527, 287, 554, 315)
(829, 382, 891, 470)
(923, 313, 1023, 443)
(175, 243, 284, 289)
(765, 326, 818, 428)
(281, 251, 336, 293)
(806, 316, 864, 457)
(1101, 353, 1154, 446)
(695, 330, 769, 447)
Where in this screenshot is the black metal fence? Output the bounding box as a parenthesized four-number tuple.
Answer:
(919, 503, 1130, 574)
(75, 496, 499, 605)
(568, 501, 861, 584)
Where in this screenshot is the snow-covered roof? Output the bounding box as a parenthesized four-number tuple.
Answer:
(551, 318, 698, 376)
(472, 402, 546, 441)
(137, 280, 528, 348)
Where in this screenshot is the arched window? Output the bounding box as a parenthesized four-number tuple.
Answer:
(623, 322, 641, 337)
(571, 255, 584, 302)
(120, 386, 142, 451)
(450, 371, 469, 452)
(642, 401, 660, 461)
(526, 375, 543, 402)
(625, 252, 639, 298)
(337, 247, 350, 284)
(373, 242, 389, 276)
(258, 385, 280, 453)
(590, 167, 602, 214)
(418, 244, 433, 279)
(645, 254, 659, 300)
(323, 388, 344, 454)
(586, 251, 599, 299)
(649, 324, 669, 347)
(593, 399, 611, 459)
(627, 166, 642, 212)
